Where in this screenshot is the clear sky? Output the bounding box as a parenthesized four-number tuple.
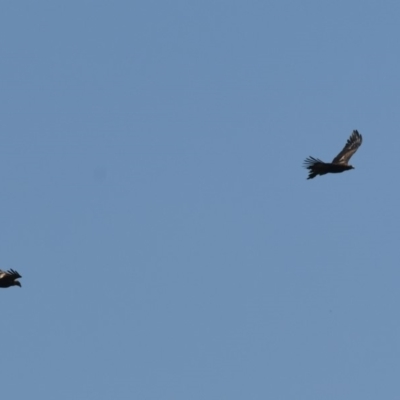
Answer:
(1, 1, 399, 399)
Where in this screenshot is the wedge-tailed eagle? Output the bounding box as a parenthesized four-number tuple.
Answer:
(304, 130, 363, 180)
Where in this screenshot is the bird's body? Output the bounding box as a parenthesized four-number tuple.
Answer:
(304, 130, 363, 180)
(0, 269, 22, 288)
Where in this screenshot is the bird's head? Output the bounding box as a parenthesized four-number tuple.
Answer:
(13, 281, 21, 288)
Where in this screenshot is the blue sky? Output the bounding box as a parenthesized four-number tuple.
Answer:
(1, 1, 400, 399)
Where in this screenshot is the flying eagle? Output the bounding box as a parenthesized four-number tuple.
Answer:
(0, 269, 22, 288)
(304, 130, 363, 179)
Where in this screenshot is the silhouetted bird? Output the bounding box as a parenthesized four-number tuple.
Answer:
(304, 130, 363, 179)
(0, 269, 22, 288)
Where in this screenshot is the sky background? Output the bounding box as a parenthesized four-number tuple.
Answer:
(0, 1, 399, 399)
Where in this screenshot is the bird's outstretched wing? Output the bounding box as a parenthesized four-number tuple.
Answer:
(0, 269, 21, 280)
(332, 130, 363, 165)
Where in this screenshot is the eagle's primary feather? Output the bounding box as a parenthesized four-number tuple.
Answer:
(0, 269, 22, 288)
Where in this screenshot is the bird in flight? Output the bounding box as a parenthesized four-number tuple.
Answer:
(0, 269, 22, 288)
(303, 130, 363, 180)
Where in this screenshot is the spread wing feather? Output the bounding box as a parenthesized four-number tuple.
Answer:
(332, 130, 363, 165)
(0, 269, 21, 280)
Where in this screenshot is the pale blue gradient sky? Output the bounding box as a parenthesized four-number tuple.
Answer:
(1, 1, 400, 399)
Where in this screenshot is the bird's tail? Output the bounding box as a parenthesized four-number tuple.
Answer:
(303, 156, 325, 180)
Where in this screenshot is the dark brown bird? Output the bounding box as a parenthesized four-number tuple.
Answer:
(304, 130, 363, 179)
(0, 269, 22, 288)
